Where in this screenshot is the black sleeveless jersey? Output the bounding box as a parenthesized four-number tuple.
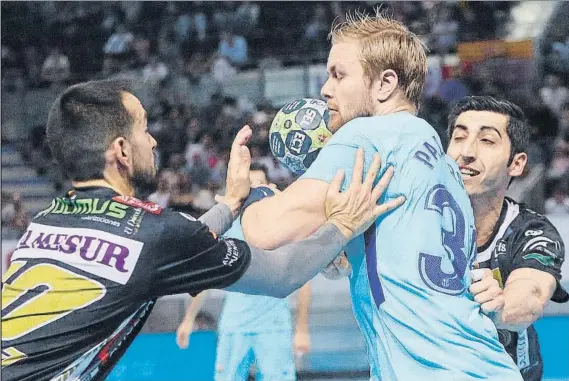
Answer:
(477, 197, 568, 381)
(1, 186, 250, 381)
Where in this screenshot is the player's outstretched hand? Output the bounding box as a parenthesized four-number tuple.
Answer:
(216, 125, 253, 215)
(470, 268, 504, 315)
(325, 148, 405, 240)
(176, 321, 194, 350)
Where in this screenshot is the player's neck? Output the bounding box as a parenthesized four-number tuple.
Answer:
(471, 193, 505, 248)
(72, 170, 135, 197)
(374, 100, 417, 116)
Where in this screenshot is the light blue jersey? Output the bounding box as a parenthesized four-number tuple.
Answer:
(215, 220, 295, 381)
(302, 112, 522, 380)
(218, 219, 292, 334)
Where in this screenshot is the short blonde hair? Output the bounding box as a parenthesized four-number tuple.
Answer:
(330, 10, 427, 105)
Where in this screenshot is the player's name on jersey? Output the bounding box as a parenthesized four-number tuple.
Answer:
(13, 223, 143, 284)
(37, 198, 129, 219)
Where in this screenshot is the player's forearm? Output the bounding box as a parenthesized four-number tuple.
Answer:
(181, 292, 208, 325)
(226, 223, 348, 298)
(242, 198, 326, 250)
(295, 283, 311, 333)
(198, 203, 234, 237)
(494, 279, 547, 331)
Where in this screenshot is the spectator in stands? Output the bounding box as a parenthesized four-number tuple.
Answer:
(236, 1, 260, 29)
(540, 74, 569, 116)
(303, 4, 329, 52)
(188, 153, 212, 189)
(439, 67, 469, 105)
(212, 3, 236, 32)
(1, 192, 15, 227)
(191, 180, 217, 214)
(175, 11, 193, 43)
(547, 36, 569, 74)
(104, 24, 134, 57)
(148, 173, 172, 208)
(185, 50, 213, 83)
(157, 29, 179, 66)
(548, 140, 569, 182)
(7, 193, 29, 232)
(211, 53, 237, 88)
(527, 98, 560, 167)
(432, 6, 458, 54)
(218, 29, 248, 67)
(185, 132, 215, 170)
(545, 182, 569, 215)
(133, 33, 151, 67)
(143, 55, 169, 87)
(41, 47, 70, 87)
(103, 24, 134, 74)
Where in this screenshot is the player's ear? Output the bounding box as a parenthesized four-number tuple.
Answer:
(374, 69, 399, 102)
(108, 136, 134, 173)
(507, 152, 527, 177)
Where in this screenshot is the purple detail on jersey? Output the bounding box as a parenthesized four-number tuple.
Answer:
(364, 224, 385, 307)
(418, 184, 469, 295)
(16, 230, 131, 273)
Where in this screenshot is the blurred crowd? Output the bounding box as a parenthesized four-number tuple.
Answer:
(2, 1, 569, 231)
(2, 1, 515, 88)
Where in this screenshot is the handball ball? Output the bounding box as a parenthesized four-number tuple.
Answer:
(269, 98, 332, 175)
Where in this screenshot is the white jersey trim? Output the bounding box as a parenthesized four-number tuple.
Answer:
(477, 199, 520, 263)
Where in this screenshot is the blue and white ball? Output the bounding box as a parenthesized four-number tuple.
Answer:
(269, 98, 332, 175)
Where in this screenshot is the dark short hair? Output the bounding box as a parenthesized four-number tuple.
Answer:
(46, 80, 134, 181)
(447, 96, 530, 165)
(250, 163, 269, 181)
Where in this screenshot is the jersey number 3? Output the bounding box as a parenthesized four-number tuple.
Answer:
(418, 185, 473, 295)
(1, 260, 106, 367)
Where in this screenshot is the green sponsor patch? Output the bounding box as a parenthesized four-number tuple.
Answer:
(522, 253, 554, 267)
(40, 198, 128, 219)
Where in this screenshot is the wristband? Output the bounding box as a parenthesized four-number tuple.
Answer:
(240, 186, 275, 215)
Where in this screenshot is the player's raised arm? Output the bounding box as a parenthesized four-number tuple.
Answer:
(226, 150, 404, 297)
(242, 133, 400, 250)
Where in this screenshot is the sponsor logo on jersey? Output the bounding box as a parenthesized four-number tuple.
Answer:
(124, 208, 145, 235)
(522, 236, 560, 256)
(524, 229, 543, 237)
(13, 223, 143, 284)
(222, 240, 240, 267)
(496, 240, 507, 256)
(522, 253, 554, 267)
(112, 196, 162, 215)
(37, 198, 129, 219)
(81, 215, 121, 227)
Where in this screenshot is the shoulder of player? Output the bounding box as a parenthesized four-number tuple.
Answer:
(503, 198, 564, 254)
(506, 197, 561, 235)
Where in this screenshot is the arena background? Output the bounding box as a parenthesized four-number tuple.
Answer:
(1, 1, 569, 380)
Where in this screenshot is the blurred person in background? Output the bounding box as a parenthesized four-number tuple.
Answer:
(539, 74, 569, 117)
(142, 55, 169, 88)
(431, 5, 458, 54)
(177, 164, 311, 381)
(148, 172, 172, 208)
(41, 47, 70, 88)
(545, 181, 569, 216)
(447, 96, 569, 381)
